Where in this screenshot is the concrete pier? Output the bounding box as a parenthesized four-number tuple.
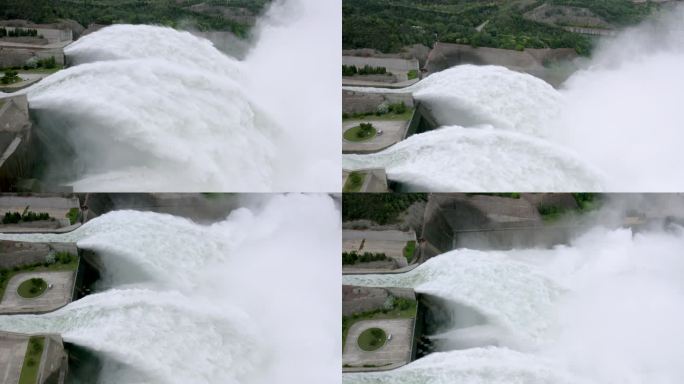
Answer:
(343, 286, 419, 372)
(0, 241, 79, 315)
(0, 331, 67, 384)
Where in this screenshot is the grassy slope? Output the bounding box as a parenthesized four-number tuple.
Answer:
(18, 336, 44, 384)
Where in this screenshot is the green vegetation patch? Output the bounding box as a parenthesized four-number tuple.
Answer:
(403, 240, 416, 263)
(343, 64, 389, 77)
(538, 193, 602, 222)
(343, 297, 417, 349)
(344, 123, 377, 142)
(2, 209, 51, 224)
(1, 70, 22, 85)
(17, 278, 47, 298)
(342, 251, 388, 265)
(0, 252, 78, 301)
(358, 328, 387, 351)
(18, 336, 44, 384)
(66, 207, 80, 225)
(343, 193, 427, 225)
(407, 69, 419, 80)
(343, 172, 366, 193)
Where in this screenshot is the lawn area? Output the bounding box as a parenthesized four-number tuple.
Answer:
(358, 328, 387, 351)
(18, 336, 44, 384)
(0, 252, 78, 301)
(403, 241, 416, 263)
(343, 172, 366, 193)
(343, 124, 377, 142)
(17, 278, 47, 299)
(343, 297, 417, 349)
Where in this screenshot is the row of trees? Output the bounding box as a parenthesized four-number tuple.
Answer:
(342, 64, 388, 76)
(342, 251, 388, 265)
(0, 27, 38, 38)
(2, 211, 51, 224)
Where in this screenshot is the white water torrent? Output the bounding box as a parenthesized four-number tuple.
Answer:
(23, 0, 340, 192)
(343, 5, 684, 191)
(343, 226, 684, 384)
(0, 194, 341, 384)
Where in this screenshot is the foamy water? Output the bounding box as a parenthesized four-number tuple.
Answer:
(343, 226, 684, 383)
(24, 0, 340, 192)
(0, 194, 341, 384)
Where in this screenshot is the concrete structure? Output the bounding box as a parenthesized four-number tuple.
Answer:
(0, 241, 79, 314)
(0, 331, 67, 384)
(343, 286, 415, 316)
(424, 42, 579, 87)
(0, 241, 76, 269)
(343, 230, 417, 274)
(420, 194, 587, 257)
(342, 169, 388, 193)
(343, 319, 414, 371)
(0, 95, 35, 191)
(0, 271, 76, 315)
(343, 56, 420, 87)
(0, 195, 81, 233)
(343, 90, 413, 116)
(0, 25, 72, 69)
(343, 286, 418, 372)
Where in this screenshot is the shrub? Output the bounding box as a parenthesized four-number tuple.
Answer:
(358, 122, 375, 138)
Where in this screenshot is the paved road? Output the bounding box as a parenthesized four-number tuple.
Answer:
(343, 318, 414, 371)
(0, 271, 74, 314)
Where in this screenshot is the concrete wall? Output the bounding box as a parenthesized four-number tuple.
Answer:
(420, 194, 586, 254)
(343, 90, 414, 115)
(39, 334, 67, 384)
(0, 241, 78, 269)
(425, 42, 578, 87)
(0, 46, 66, 68)
(0, 95, 37, 191)
(343, 285, 416, 316)
(404, 102, 439, 138)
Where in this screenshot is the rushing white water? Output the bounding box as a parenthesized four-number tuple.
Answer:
(0, 194, 341, 384)
(24, 0, 340, 192)
(343, 226, 684, 383)
(344, 5, 684, 191)
(343, 126, 603, 192)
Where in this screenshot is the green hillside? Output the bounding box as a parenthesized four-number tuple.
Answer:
(343, 0, 660, 55)
(0, 0, 270, 36)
